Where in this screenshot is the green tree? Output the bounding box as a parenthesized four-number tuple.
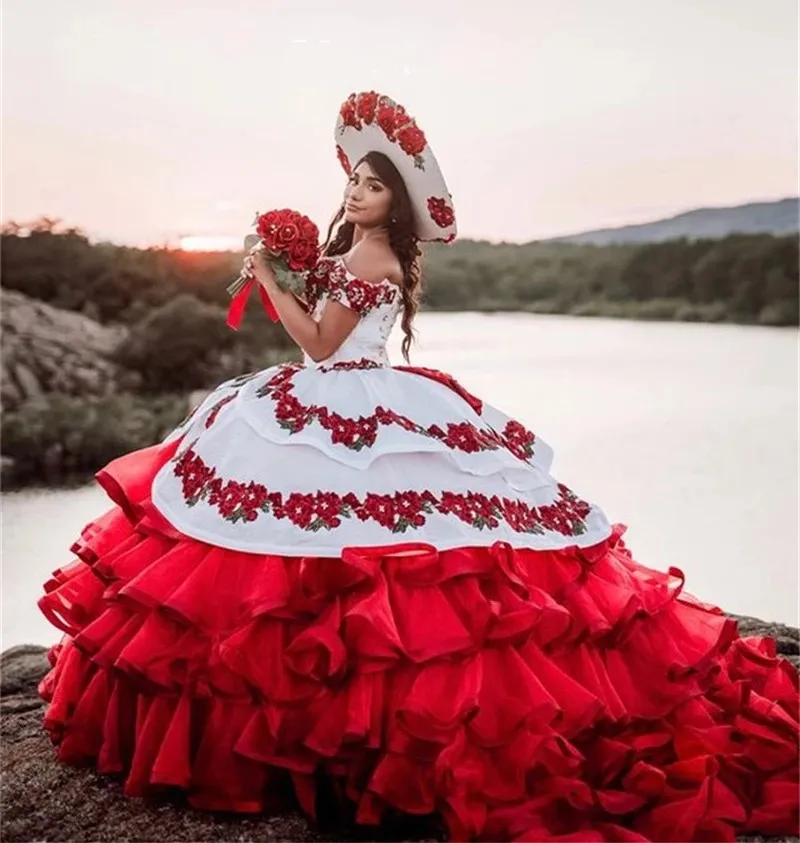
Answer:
(114, 294, 235, 392)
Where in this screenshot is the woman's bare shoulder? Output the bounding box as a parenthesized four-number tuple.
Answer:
(345, 240, 403, 286)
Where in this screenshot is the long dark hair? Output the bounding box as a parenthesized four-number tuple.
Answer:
(322, 151, 422, 362)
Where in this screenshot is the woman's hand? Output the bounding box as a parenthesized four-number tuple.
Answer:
(244, 249, 277, 290)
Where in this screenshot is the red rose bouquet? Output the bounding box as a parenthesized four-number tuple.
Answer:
(226, 209, 320, 330)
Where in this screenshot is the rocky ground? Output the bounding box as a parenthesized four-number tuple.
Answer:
(1, 617, 798, 843)
(0, 289, 133, 412)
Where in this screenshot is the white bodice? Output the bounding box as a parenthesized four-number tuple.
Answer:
(303, 256, 402, 369)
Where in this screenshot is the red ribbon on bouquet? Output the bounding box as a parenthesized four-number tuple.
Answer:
(226, 277, 279, 330)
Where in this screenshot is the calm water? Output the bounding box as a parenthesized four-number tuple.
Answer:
(3, 312, 798, 650)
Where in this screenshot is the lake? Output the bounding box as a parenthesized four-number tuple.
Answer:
(3, 312, 798, 650)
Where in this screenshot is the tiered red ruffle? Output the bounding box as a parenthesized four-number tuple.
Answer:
(37, 439, 800, 841)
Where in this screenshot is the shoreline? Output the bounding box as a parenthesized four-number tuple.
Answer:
(423, 302, 800, 327)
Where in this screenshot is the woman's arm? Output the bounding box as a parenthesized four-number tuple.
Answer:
(248, 251, 359, 363)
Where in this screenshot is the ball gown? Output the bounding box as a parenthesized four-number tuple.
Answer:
(37, 256, 799, 841)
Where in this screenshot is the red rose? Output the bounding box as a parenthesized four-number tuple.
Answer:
(279, 209, 303, 233)
(340, 94, 359, 128)
(397, 124, 426, 157)
(357, 91, 379, 124)
(427, 196, 455, 228)
(393, 105, 412, 130)
(274, 222, 300, 251)
(284, 493, 315, 528)
(287, 239, 314, 271)
(376, 104, 398, 139)
(299, 217, 319, 242)
(363, 493, 395, 529)
(256, 210, 282, 249)
(336, 144, 351, 175)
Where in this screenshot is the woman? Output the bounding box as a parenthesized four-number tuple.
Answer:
(37, 91, 798, 842)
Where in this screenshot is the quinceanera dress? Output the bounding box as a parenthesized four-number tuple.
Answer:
(37, 92, 799, 843)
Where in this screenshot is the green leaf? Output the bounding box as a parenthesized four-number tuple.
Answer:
(271, 262, 308, 294)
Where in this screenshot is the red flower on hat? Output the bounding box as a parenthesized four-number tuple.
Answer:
(339, 93, 427, 169)
(340, 93, 359, 129)
(397, 124, 426, 157)
(357, 91, 379, 124)
(376, 103, 399, 139)
(393, 104, 412, 129)
(336, 144, 351, 175)
(427, 196, 455, 229)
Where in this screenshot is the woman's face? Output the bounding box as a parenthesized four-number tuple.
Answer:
(343, 160, 394, 229)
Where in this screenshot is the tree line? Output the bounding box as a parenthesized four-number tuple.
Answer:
(3, 219, 797, 337)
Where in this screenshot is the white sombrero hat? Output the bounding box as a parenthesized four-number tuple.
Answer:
(334, 91, 457, 244)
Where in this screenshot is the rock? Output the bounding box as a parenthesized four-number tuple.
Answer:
(0, 289, 129, 411)
(12, 363, 42, 400)
(0, 644, 50, 696)
(1, 616, 797, 843)
(733, 614, 799, 657)
(71, 366, 103, 393)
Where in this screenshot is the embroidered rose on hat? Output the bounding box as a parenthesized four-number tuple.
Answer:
(427, 196, 455, 229)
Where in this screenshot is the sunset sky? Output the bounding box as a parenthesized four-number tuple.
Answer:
(3, 0, 798, 246)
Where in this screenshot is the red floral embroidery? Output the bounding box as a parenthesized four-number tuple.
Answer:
(396, 124, 426, 157)
(339, 93, 427, 171)
(204, 393, 238, 428)
(303, 261, 329, 310)
(336, 144, 351, 175)
(319, 358, 383, 372)
(173, 444, 592, 536)
(356, 90, 379, 124)
(305, 258, 398, 316)
(376, 103, 398, 138)
(255, 364, 505, 455)
(428, 422, 495, 454)
(340, 93, 359, 129)
(334, 275, 397, 316)
(427, 196, 455, 229)
(501, 420, 536, 460)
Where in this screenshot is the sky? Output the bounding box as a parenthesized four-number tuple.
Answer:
(3, 0, 798, 246)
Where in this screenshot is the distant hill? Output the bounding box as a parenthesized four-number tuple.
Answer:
(549, 198, 799, 245)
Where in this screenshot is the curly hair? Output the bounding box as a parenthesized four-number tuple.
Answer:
(322, 151, 422, 362)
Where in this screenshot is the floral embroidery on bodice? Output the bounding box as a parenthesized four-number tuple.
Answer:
(304, 257, 401, 368)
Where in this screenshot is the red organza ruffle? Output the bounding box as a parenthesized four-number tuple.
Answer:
(37, 440, 800, 841)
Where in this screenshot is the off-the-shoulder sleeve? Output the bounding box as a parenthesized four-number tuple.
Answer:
(325, 261, 399, 317)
